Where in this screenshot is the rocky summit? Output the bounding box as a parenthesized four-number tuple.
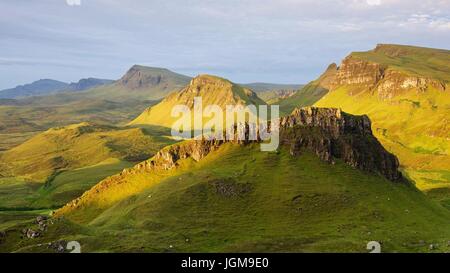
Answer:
(118, 65, 191, 90)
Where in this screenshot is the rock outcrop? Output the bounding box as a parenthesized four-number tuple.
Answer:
(129, 107, 401, 181)
(330, 56, 447, 99)
(280, 108, 401, 181)
(331, 57, 386, 89)
(325, 45, 449, 99)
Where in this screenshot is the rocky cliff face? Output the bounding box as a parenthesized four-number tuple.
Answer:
(331, 57, 386, 89)
(376, 69, 446, 99)
(319, 44, 450, 100)
(280, 108, 401, 181)
(330, 56, 447, 99)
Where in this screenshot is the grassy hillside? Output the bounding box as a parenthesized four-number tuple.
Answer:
(0, 123, 175, 225)
(0, 97, 157, 151)
(130, 74, 266, 128)
(5, 144, 450, 253)
(0, 122, 174, 182)
(316, 86, 450, 192)
(0, 159, 134, 210)
(313, 44, 450, 204)
(278, 84, 328, 115)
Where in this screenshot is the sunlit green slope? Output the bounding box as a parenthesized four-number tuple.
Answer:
(6, 144, 450, 253)
(130, 74, 266, 128)
(313, 44, 450, 199)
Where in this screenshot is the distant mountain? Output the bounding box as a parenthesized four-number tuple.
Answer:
(0, 79, 69, 99)
(67, 78, 113, 91)
(118, 65, 191, 90)
(241, 82, 303, 92)
(129, 74, 266, 127)
(0, 66, 192, 150)
(0, 78, 113, 99)
(51, 65, 194, 102)
(113, 65, 304, 102)
(241, 83, 304, 104)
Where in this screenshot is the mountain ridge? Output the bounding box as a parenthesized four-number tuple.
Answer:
(0, 78, 114, 99)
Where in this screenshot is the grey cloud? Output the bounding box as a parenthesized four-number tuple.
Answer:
(0, 0, 449, 89)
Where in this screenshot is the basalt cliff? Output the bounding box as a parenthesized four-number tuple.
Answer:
(325, 44, 449, 99)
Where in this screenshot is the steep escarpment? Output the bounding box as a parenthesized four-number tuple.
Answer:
(314, 44, 450, 192)
(55, 107, 402, 221)
(330, 55, 447, 99)
(329, 44, 449, 99)
(280, 108, 401, 181)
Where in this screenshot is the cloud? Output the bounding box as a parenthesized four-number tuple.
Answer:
(366, 0, 382, 6)
(336, 23, 363, 32)
(66, 0, 81, 6)
(399, 13, 450, 31)
(0, 0, 449, 89)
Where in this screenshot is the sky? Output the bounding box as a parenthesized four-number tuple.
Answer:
(0, 0, 449, 89)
